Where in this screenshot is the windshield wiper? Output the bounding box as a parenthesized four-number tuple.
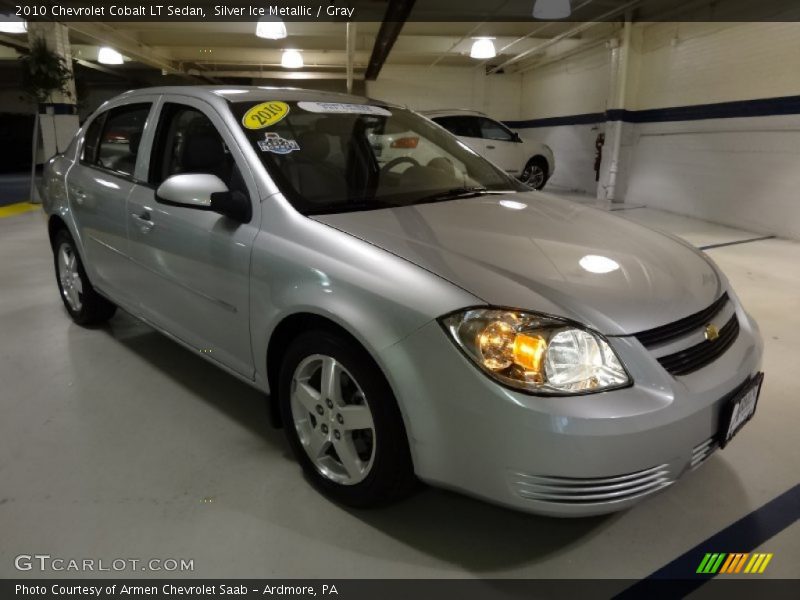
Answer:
(414, 187, 491, 204)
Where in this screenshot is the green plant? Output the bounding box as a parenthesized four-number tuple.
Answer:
(20, 37, 73, 104)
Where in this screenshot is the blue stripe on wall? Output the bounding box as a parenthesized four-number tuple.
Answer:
(505, 112, 606, 128)
(39, 103, 77, 115)
(506, 94, 800, 129)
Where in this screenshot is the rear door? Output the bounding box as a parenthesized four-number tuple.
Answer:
(66, 100, 156, 301)
(125, 96, 260, 377)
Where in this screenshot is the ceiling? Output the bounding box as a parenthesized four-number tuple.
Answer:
(2, 0, 783, 88)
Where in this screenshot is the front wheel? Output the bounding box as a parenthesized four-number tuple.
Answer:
(521, 157, 549, 190)
(52, 229, 116, 325)
(278, 330, 416, 507)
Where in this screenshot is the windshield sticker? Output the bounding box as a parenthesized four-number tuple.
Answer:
(257, 132, 300, 154)
(297, 101, 392, 117)
(242, 101, 290, 129)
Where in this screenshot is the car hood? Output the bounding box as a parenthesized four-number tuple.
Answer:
(312, 192, 723, 335)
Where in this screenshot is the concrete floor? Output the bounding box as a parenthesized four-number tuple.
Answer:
(0, 201, 798, 580)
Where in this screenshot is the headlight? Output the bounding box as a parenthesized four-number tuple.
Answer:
(441, 308, 630, 395)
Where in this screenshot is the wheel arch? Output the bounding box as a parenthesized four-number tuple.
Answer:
(47, 214, 69, 249)
(265, 311, 393, 429)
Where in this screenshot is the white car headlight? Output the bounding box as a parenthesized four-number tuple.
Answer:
(441, 308, 630, 395)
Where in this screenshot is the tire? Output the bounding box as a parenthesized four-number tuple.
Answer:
(52, 229, 116, 326)
(521, 156, 549, 190)
(278, 329, 416, 508)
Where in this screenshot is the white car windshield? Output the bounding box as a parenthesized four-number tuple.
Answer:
(231, 100, 525, 215)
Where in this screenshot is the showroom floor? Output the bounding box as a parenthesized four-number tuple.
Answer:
(0, 198, 798, 581)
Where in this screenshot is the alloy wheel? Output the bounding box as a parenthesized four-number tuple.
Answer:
(290, 354, 376, 485)
(523, 162, 546, 189)
(57, 243, 83, 312)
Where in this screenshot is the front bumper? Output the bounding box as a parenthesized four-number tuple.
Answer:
(378, 304, 763, 517)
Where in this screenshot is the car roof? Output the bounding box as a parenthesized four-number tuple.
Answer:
(420, 108, 489, 118)
(113, 85, 395, 107)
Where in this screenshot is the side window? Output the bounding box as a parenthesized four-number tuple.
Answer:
(149, 103, 236, 189)
(477, 117, 515, 142)
(433, 116, 480, 138)
(94, 104, 151, 177)
(81, 113, 105, 164)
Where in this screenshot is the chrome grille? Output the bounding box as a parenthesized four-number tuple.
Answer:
(511, 464, 673, 504)
(656, 314, 739, 376)
(691, 437, 718, 469)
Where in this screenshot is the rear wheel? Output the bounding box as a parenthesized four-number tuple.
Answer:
(53, 229, 116, 325)
(279, 329, 416, 507)
(521, 156, 549, 190)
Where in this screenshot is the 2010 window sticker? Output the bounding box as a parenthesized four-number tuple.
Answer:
(258, 132, 301, 154)
(298, 102, 392, 116)
(242, 101, 290, 129)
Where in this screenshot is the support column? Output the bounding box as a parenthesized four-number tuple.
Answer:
(598, 16, 633, 203)
(27, 21, 79, 201)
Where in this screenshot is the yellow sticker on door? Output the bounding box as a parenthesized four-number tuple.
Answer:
(242, 101, 290, 129)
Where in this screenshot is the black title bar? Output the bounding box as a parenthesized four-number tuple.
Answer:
(4, 0, 800, 22)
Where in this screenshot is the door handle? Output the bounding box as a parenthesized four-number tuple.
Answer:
(486, 145, 496, 150)
(132, 211, 155, 232)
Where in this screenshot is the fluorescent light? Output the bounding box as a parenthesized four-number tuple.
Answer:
(281, 49, 303, 69)
(533, 0, 572, 19)
(256, 17, 287, 40)
(470, 38, 496, 60)
(98, 47, 124, 65)
(0, 14, 26, 34)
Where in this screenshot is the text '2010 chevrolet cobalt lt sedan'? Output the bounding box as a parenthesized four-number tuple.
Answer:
(42, 87, 764, 516)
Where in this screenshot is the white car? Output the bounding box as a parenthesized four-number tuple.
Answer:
(422, 109, 555, 190)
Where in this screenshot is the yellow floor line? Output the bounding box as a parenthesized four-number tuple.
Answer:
(0, 202, 41, 219)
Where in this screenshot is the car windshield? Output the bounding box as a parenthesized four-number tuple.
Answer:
(230, 100, 526, 215)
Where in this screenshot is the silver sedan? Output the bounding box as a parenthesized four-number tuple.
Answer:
(42, 87, 764, 516)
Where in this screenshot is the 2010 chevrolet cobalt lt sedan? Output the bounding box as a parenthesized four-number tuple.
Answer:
(42, 87, 764, 516)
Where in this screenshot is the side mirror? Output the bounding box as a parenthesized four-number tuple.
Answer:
(155, 173, 251, 223)
(512, 132, 523, 143)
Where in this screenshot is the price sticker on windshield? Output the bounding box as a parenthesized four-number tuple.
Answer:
(242, 101, 290, 129)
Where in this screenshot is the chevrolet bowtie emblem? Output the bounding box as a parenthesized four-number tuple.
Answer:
(705, 324, 720, 341)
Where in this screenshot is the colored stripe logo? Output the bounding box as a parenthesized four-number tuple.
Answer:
(696, 553, 773, 574)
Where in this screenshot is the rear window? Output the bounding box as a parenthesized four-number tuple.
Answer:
(82, 103, 151, 177)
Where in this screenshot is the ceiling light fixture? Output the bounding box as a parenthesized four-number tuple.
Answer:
(470, 38, 496, 60)
(256, 17, 287, 40)
(0, 14, 27, 34)
(281, 49, 303, 69)
(533, 0, 572, 20)
(97, 47, 124, 65)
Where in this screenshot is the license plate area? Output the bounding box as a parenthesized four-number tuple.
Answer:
(718, 372, 764, 448)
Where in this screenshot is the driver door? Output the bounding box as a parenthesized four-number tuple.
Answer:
(125, 97, 260, 377)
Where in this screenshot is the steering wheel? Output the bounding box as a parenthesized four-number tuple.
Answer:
(380, 156, 420, 174)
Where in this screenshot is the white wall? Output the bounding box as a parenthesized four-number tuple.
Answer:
(509, 21, 800, 239)
(517, 45, 611, 193)
(626, 116, 800, 239)
(366, 65, 522, 120)
(629, 22, 800, 110)
(623, 22, 800, 239)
